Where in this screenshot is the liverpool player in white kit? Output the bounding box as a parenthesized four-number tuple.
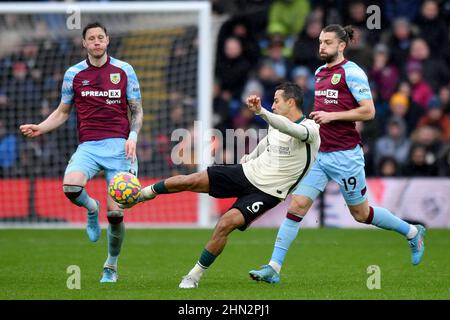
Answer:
(124, 82, 320, 288)
(249, 24, 426, 285)
(20, 22, 143, 283)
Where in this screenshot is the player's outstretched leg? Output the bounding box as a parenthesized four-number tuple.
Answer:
(119, 173, 209, 209)
(117, 179, 174, 209)
(100, 211, 125, 283)
(63, 185, 101, 242)
(408, 224, 426, 266)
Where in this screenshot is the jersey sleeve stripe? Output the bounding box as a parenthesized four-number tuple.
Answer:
(60, 60, 88, 105)
(300, 124, 309, 142)
(287, 143, 312, 194)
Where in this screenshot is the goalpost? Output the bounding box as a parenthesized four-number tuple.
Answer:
(0, 1, 214, 227)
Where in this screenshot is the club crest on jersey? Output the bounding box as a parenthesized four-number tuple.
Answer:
(331, 73, 341, 85)
(110, 73, 121, 84)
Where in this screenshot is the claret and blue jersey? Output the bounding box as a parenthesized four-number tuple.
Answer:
(314, 59, 372, 152)
(61, 56, 141, 143)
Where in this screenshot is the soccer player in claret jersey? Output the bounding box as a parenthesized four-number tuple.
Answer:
(121, 82, 320, 288)
(248, 24, 426, 284)
(20, 22, 143, 283)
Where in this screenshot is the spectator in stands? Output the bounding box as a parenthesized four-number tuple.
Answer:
(0, 90, 8, 120)
(417, 96, 450, 143)
(369, 43, 400, 102)
(262, 37, 293, 81)
(378, 156, 401, 177)
(406, 60, 434, 110)
(439, 84, 450, 114)
(212, 80, 233, 136)
(407, 38, 450, 92)
(402, 144, 439, 176)
(7, 61, 41, 127)
(267, 0, 311, 41)
(254, 60, 279, 110)
(343, 0, 367, 29)
(292, 14, 322, 73)
(0, 118, 18, 178)
(383, 17, 418, 71)
(374, 116, 411, 170)
(211, 0, 272, 42)
(291, 66, 314, 115)
(216, 16, 261, 66)
(415, 0, 449, 59)
(215, 36, 252, 101)
(437, 143, 450, 176)
(388, 90, 424, 135)
(410, 125, 442, 169)
(240, 78, 271, 129)
(309, 1, 344, 25)
(369, 81, 390, 128)
(384, 0, 422, 25)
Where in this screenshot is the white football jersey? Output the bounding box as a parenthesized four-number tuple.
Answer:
(242, 112, 320, 199)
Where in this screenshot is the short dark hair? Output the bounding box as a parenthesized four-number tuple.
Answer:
(82, 22, 108, 39)
(322, 24, 354, 47)
(276, 82, 304, 109)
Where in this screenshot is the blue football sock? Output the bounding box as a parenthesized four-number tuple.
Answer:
(369, 206, 410, 236)
(74, 189, 97, 213)
(107, 221, 125, 266)
(270, 214, 302, 268)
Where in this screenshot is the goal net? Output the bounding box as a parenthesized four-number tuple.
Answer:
(0, 1, 214, 227)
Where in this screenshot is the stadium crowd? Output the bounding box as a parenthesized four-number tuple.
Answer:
(0, 0, 450, 178)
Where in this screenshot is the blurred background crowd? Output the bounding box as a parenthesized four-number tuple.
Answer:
(0, 0, 450, 178)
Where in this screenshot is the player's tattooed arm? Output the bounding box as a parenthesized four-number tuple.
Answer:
(128, 99, 143, 134)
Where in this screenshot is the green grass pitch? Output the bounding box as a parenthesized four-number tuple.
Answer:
(1, 228, 449, 300)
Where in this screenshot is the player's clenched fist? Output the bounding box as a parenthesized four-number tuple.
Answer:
(246, 95, 262, 113)
(19, 124, 43, 138)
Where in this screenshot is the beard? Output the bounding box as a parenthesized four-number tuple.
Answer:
(319, 51, 338, 63)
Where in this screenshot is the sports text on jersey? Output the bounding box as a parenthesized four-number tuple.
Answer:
(81, 90, 121, 98)
(315, 89, 339, 104)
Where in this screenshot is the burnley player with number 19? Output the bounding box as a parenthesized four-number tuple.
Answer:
(19, 22, 143, 283)
(249, 25, 426, 284)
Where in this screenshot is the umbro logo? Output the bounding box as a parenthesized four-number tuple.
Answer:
(82, 80, 90, 86)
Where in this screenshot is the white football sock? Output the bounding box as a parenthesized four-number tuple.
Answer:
(141, 185, 156, 199)
(406, 225, 418, 240)
(188, 263, 206, 280)
(269, 260, 281, 274)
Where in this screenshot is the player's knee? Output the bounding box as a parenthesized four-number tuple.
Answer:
(63, 185, 83, 201)
(216, 215, 239, 235)
(289, 196, 311, 216)
(107, 210, 124, 224)
(350, 207, 369, 223)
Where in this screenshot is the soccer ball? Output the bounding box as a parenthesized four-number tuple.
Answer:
(108, 172, 141, 205)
